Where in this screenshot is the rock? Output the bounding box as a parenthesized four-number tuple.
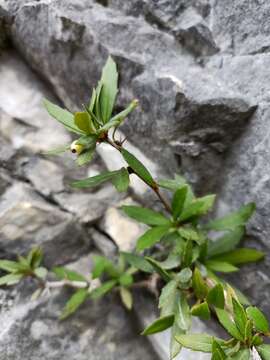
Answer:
(0, 182, 89, 265)
(101, 198, 146, 251)
(0, 284, 156, 360)
(88, 228, 117, 258)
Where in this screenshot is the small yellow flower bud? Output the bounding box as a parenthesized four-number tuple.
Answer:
(70, 140, 84, 155)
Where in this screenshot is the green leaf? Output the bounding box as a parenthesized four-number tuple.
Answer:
(60, 288, 88, 320)
(121, 148, 155, 187)
(136, 226, 170, 251)
(170, 322, 184, 360)
(75, 135, 97, 147)
(120, 287, 133, 310)
(175, 292, 191, 331)
(205, 203, 255, 231)
(158, 175, 187, 191)
(88, 88, 96, 112)
(246, 306, 269, 333)
(244, 319, 253, 341)
(210, 248, 265, 265)
(233, 297, 249, 335)
(215, 308, 243, 340)
(112, 167, 130, 192)
(178, 227, 200, 243)
(182, 240, 193, 268)
(157, 254, 181, 270)
(257, 345, 270, 360)
(231, 349, 251, 360)
(159, 280, 178, 316)
(0, 260, 22, 273)
(172, 186, 188, 219)
(119, 273, 133, 287)
(211, 340, 226, 360)
(121, 252, 153, 273)
(71, 170, 118, 188)
(43, 99, 84, 135)
(94, 82, 103, 123)
(175, 333, 216, 353)
(122, 205, 170, 226)
(74, 111, 96, 135)
(179, 195, 216, 222)
(191, 301, 211, 320)
(141, 315, 174, 335)
(27, 247, 43, 269)
(205, 260, 239, 273)
(192, 268, 208, 299)
(100, 56, 118, 123)
(145, 257, 171, 282)
(92, 255, 119, 279)
(34, 267, 48, 280)
(52, 267, 86, 282)
(76, 148, 96, 166)
(206, 284, 225, 309)
(90, 280, 117, 300)
(177, 268, 193, 284)
(42, 144, 70, 155)
(207, 227, 245, 257)
(0, 273, 23, 286)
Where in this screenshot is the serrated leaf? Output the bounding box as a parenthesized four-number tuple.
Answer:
(44, 99, 84, 135)
(142, 315, 174, 335)
(175, 333, 216, 353)
(145, 257, 171, 282)
(205, 260, 239, 273)
(121, 252, 153, 273)
(71, 170, 118, 188)
(246, 306, 269, 333)
(257, 345, 270, 360)
(0, 273, 23, 286)
(192, 268, 208, 299)
(52, 266, 86, 282)
(177, 268, 192, 284)
(212, 340, 226, 360)
(205, 203, 255, 231)
(159, 280, 178, 316)
(232, 298, 248, 336)
(136, 226, 170, 251)
(179, 195, 216, 222)
(34, 267, 48, 280)
(120, 287, 133, 310)
(111, 167, 130, 192)
(172, 186, 188, 219)
(76, 148, 95, 166)
(90, 280, 117, 300)
(121, 148, 155, 187)
(60, 288, 88, 320)
(175, 292, 191, 330)
(170, 322, 184, 359)
(100, 56, 118, 123)
(231, 349, 251, 360)
(74, 111, 96, 134)
(210, 248, 265, 265)
(207, 284, 225, 309)
(207, 227, 245, 257)
(191, 301, 211, 320)
(122, 205, 170, 226)
(0, 260, 22, 273)
(215, 308, 243, 340)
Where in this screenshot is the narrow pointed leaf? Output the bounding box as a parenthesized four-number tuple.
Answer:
(136, 226, 170, 251)
(191, 301, 211, 320)
(120, 287, 133, 310)
(257, 345, 270, 360)
(74, 112, 96, 134)
(175, 333, 217, 353)
(60, 288, 88, 320)
(111, 167, 130, 192)
(44, 99, 84, 135)
(145, 257, 171, 282)
(121, 148, 155, 187)
(90, 280, 117, 300)
(208, 227, 245, 257)
(121, 252, 153, 273)
(71, 170, 118, 188)
(215, 308, 243, 340)
(205, 203, 255, 231)
(142, 315, 174, 335)
(205, 260, 239, 273)
(172, 186, 188, 219)
(246, 306, 269, 333)
(210, 248, 265, 265)
(122, 205, 170, 226)
(207, 284, 225, 309)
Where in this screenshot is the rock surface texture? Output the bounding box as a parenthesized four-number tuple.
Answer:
(0, 0, 270, 359)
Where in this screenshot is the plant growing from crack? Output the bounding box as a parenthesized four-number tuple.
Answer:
(1, 57, 270, 360)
